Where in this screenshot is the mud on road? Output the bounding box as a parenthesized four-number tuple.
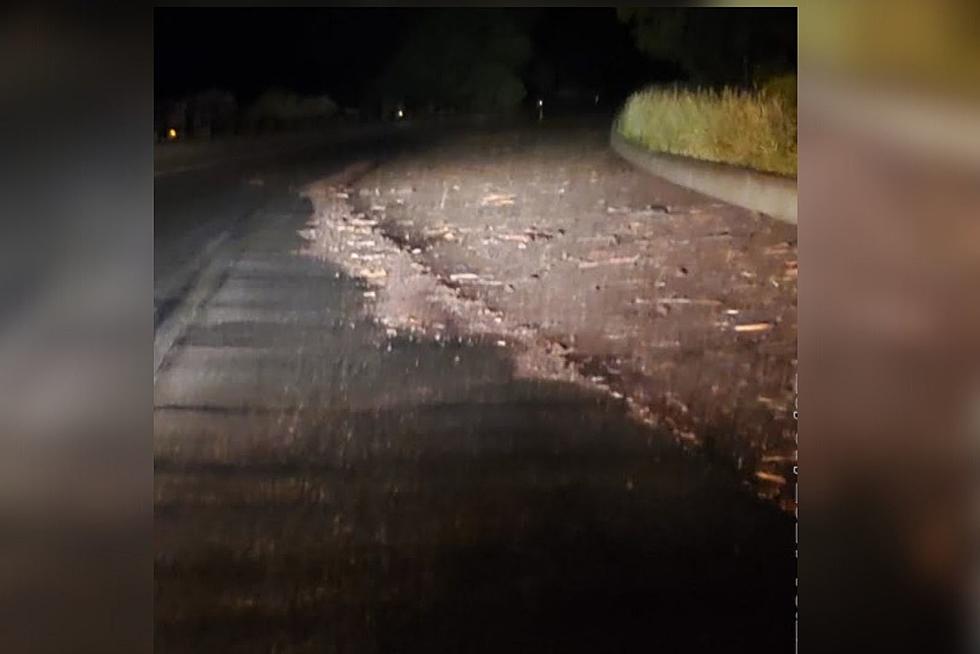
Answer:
(302, 122, 798, 509)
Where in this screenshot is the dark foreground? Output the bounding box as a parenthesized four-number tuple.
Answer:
(154, 121, 795, 652)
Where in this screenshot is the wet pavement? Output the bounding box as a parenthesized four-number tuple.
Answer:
(154, 122, 795, 652)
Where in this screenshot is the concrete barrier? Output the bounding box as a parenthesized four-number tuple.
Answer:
(610, 128, 797, 224)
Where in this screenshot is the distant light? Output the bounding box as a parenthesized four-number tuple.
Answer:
(167, 128, 177, 139)
(397, 109, 404, 119)
(594, 94, 600, 105)
(537, 99, 543, 108)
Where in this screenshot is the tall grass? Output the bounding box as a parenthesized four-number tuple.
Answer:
(616, 83, 797, 176)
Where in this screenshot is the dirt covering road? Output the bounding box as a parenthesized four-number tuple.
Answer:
(302, 121, 798, 509)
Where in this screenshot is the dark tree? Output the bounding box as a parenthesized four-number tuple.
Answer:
(376, 10, 532, 114)
(618, 8, 796, 86)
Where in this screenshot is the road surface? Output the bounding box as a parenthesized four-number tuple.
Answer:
(154, 121, 795, 653)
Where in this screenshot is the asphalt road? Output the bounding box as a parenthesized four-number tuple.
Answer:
(154, 126, 407, 323)
(153, 122, 795, 653)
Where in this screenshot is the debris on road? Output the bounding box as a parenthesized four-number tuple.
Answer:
(301, 126, 797, 510)
(480, 192, 516, 207)
(657, 297, 722, 306)
(734, 322, 774, 333)
(755, 471, 788, 485)
(577, 255, 639, 269)
(359, 267, 388, 280)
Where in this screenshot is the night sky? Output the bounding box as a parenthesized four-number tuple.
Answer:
(155, 7, 795, 116)
(154, 8, 653, 108)
(155, 9, 408, 105)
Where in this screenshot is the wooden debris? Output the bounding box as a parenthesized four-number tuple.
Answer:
(764, 242, 794, 255)
(657, 297, 722, 306)
(577, 255, 639, 269)
(734, 322, 773, 333)
(480, 193, 516, 207)
(755, 471, 787, 485)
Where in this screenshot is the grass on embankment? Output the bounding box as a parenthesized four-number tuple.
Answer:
(616, 80, 797, 177)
